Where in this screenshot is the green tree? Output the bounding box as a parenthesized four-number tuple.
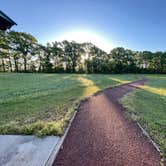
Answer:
(61, 41, 84, 72)
(34, 44, 46, 72)
(51, 42, 64, 72)
(110, 47, 136, 73)
(84, 44, 107, 73)
(42, 43, 53, 73)
(151, 52, 166, 73)
(0, 30, 9, 72)
(9, 31, 37, 72)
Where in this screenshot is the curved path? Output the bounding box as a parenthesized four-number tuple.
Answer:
(54, 79, 161, 166)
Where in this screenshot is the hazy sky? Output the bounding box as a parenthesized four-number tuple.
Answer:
(1, 0, 166, 52)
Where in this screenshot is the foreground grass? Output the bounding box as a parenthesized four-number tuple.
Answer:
(121, 75, 166, 157)
(0, 73, 141, 136)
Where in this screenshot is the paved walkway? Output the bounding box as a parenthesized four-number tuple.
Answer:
(54, 80, 161, 166)
(0, 135, 59, 166)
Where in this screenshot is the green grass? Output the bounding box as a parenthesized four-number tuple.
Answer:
(0, 73, 165, 159)
(121, 75, 166, 157)
(0, 73, 141, 136)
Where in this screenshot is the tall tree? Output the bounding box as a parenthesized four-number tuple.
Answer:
(34, 44, 46, 72)
(61, 41, 84, 72)
(51, 41, 63, 71)
(8, 31, 37, 72)
(42, 43, 53, 73)
(110, 47, 136, 73)
(0, 30, 9, 72)
(151, 52, 166, 73)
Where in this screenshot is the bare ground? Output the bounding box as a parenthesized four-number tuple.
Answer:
(53, 79, 161, 166)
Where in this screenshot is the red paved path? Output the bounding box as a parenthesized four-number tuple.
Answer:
(54, 80, 161, 166)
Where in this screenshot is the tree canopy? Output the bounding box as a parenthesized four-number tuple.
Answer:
(0, 30, 165, 73)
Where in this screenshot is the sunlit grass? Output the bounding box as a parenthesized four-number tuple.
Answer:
(110, 77, 130, 84)
(121, 75, 166, 157)
(78, 76, 100, 96)
(0, 73, 141, 136)
(139, 85, 166, 96)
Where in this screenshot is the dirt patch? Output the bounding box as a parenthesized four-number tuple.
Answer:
(53, 79, 161, 166)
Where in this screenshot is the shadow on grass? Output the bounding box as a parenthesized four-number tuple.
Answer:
(0, 73, 130, 136)
(1, 74, 159, 137)
(84, 74, 142, 90)
(0, 74, 87, 136)
(121, 80, 166, 157)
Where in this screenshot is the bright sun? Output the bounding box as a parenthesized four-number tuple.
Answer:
(55, 30, 114, 53)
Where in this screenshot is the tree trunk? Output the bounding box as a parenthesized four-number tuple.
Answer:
(14, 58, 18, 72)
(39, 56, 42, 72)
(39, 64, 41, 72)
(72, 60, 76, 72)
(8, 57, 12, 72)
(23, 56, 27, 72)
(72, 64, 75, 72)
(2, 59, 5, 72)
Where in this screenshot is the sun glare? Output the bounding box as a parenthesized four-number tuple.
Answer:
(55, 30, 114, 53)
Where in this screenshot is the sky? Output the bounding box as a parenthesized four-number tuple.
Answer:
(1, 0, 166, 52)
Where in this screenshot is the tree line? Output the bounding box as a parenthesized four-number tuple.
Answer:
(0, 30, 165, 73)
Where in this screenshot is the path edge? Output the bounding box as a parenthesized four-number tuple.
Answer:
(121, 83, 165, 164)
(45, 78, 154, 166)
(44, 100, 83, 166)
(136, 122, 160, 152)
(136, 122, 166, 165)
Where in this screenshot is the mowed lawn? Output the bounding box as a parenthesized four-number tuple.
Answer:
(0, 73, 141, 136)
(121, 75, 166, 157)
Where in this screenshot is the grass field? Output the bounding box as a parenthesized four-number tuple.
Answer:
(0, 73, 142, 136)
(121, 75, 166, 157)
